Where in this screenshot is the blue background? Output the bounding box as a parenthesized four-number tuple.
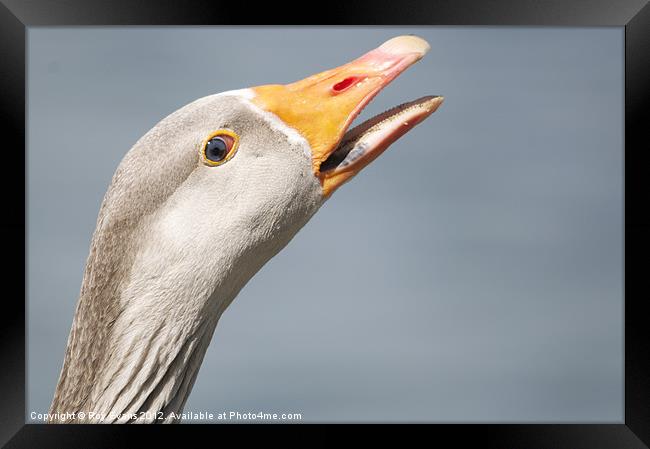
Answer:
(28, 27, 623, 422)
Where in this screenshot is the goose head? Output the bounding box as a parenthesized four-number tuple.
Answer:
(50, 35, 443, 422)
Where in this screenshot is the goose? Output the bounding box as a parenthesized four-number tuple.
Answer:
(48, 35, 444, 423)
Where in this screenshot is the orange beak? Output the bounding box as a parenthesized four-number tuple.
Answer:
(251, 35, 444, 197)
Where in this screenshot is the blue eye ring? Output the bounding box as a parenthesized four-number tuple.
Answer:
(201, 129, 239, 166)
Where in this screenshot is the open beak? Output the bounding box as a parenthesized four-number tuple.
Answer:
(251, 35, 444, 197)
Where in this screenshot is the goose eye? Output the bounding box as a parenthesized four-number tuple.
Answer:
(202, 130, 239, 166)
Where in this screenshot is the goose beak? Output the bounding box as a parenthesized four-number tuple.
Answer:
(251, 35, 443, 197)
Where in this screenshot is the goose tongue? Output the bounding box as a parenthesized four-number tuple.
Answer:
(320, 95, 444, 182)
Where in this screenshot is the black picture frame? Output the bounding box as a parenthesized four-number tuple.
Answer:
(2, 0, 648, 447)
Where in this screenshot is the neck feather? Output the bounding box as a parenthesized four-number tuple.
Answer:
(49, 273, 233, 423)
